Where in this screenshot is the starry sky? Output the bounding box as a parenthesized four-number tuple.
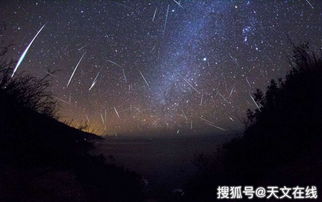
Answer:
(0, 0, 321, 136)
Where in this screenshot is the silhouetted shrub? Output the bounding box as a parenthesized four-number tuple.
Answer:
(0, 69, 57, 117)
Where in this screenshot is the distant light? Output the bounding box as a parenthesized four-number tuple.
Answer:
(202, 57, 207, 61)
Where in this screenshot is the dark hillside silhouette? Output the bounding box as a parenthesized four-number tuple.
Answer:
(184, 44, 322, 201)
(0, 45, 143, 202)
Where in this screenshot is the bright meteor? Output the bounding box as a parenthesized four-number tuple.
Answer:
(11, 24, 46, 78)
(67, 52, 86, 87)
(89, 71, 100, 91)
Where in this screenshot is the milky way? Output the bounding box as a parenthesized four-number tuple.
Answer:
(1, 0, 321, 135)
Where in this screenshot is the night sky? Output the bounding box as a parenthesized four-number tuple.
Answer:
(1, 0, 321, 136)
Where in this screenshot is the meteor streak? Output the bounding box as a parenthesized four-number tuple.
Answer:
(152, 7, 157, 22)
(100, 113, 105, 124)
(229, 86, 235, 98)
(85, 115, 90, 123)
(163, 4, 170, 33)
(172, 0, 183, 8)
(139, 70, 149, 87)
(53, 96, 70, 105)
(67, 52, 86, 87)
(181, 109, 188, 121)
(249, 94, 261, 111)
(200, 92, 203, 105)
(78, 45, 87, 51)
(200, 116, 226, 131)
(106, 59, 122, 67)
(114, 106, 120, 119)
(122, 69, 127, 83)
(183, 78, 200, 94)
(12, 24, 46, 77)
(305, 0, 314, 9)
(89, 71, 100, 91)
(246, 77, 252, 88)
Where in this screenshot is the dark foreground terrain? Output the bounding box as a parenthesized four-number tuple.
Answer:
(96, 134, 233, 191)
